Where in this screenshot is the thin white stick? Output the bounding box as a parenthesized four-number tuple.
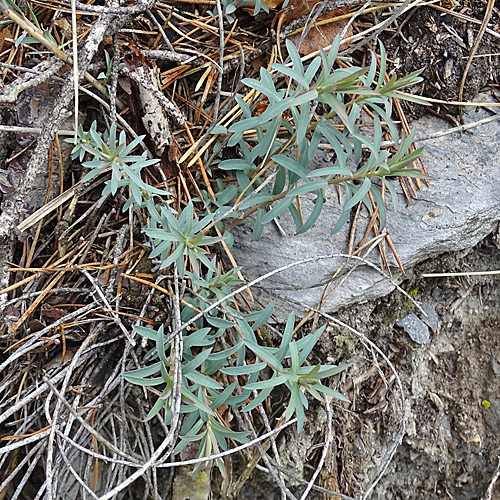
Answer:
(0, 125, 75, 135)
(483, 457, 500, 500)
(299, 395, 333, 500)
(79, 268, 136, 346)
(43, 377, 140, 462)
(48, 415, 298, 470)
(0, 430, 51, 455)
(423, 270, 500, 278)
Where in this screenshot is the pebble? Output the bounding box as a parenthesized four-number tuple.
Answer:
(491, 357, 500, 375)
(429, 392, 444, 411)
(419, 303, 439, 332)
(437, 341, 455, 354)
(483, 399, 500, 433)
(353, 436, 367, 457)
(456, 472, 471, 484)
(440, 416, 452, 439)
(396, 313, 431, 344)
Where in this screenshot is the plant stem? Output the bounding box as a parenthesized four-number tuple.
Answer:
(225, 170, 380, 232)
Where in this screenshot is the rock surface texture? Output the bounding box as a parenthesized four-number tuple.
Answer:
(232, 104, 500, 320)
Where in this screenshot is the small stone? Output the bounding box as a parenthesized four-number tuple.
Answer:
(353, 436, 367, 457)
(429, 392, 444, 411)
(440, 416, 452, 439)
(419, 303, 439, 332)
(396, 314, 430, 344)
(456, 472, 471, 484)
(437, 341, 455, 354)
(483, 399, 500, 433)
(491, 357, 500, 375)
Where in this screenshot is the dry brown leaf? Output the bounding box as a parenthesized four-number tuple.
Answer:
(241, 0, 281, 12)
(0, 172, 15, 194)
(284, 0, 352, 55)
(250, 52, 270, 72)
(262, 0, 283, 9)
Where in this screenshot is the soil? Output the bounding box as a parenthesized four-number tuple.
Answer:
(322, 231, 500, 499)
(380, 1, 500, 116)
(237, 231, 500, 500)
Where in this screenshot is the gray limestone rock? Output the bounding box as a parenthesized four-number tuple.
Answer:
(232, 103, 500, 320)
(440, 416, 452, 439)
(491, 357, 500, 376)
(396, 313, 430, 344)
(419, 303, 439, 332)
